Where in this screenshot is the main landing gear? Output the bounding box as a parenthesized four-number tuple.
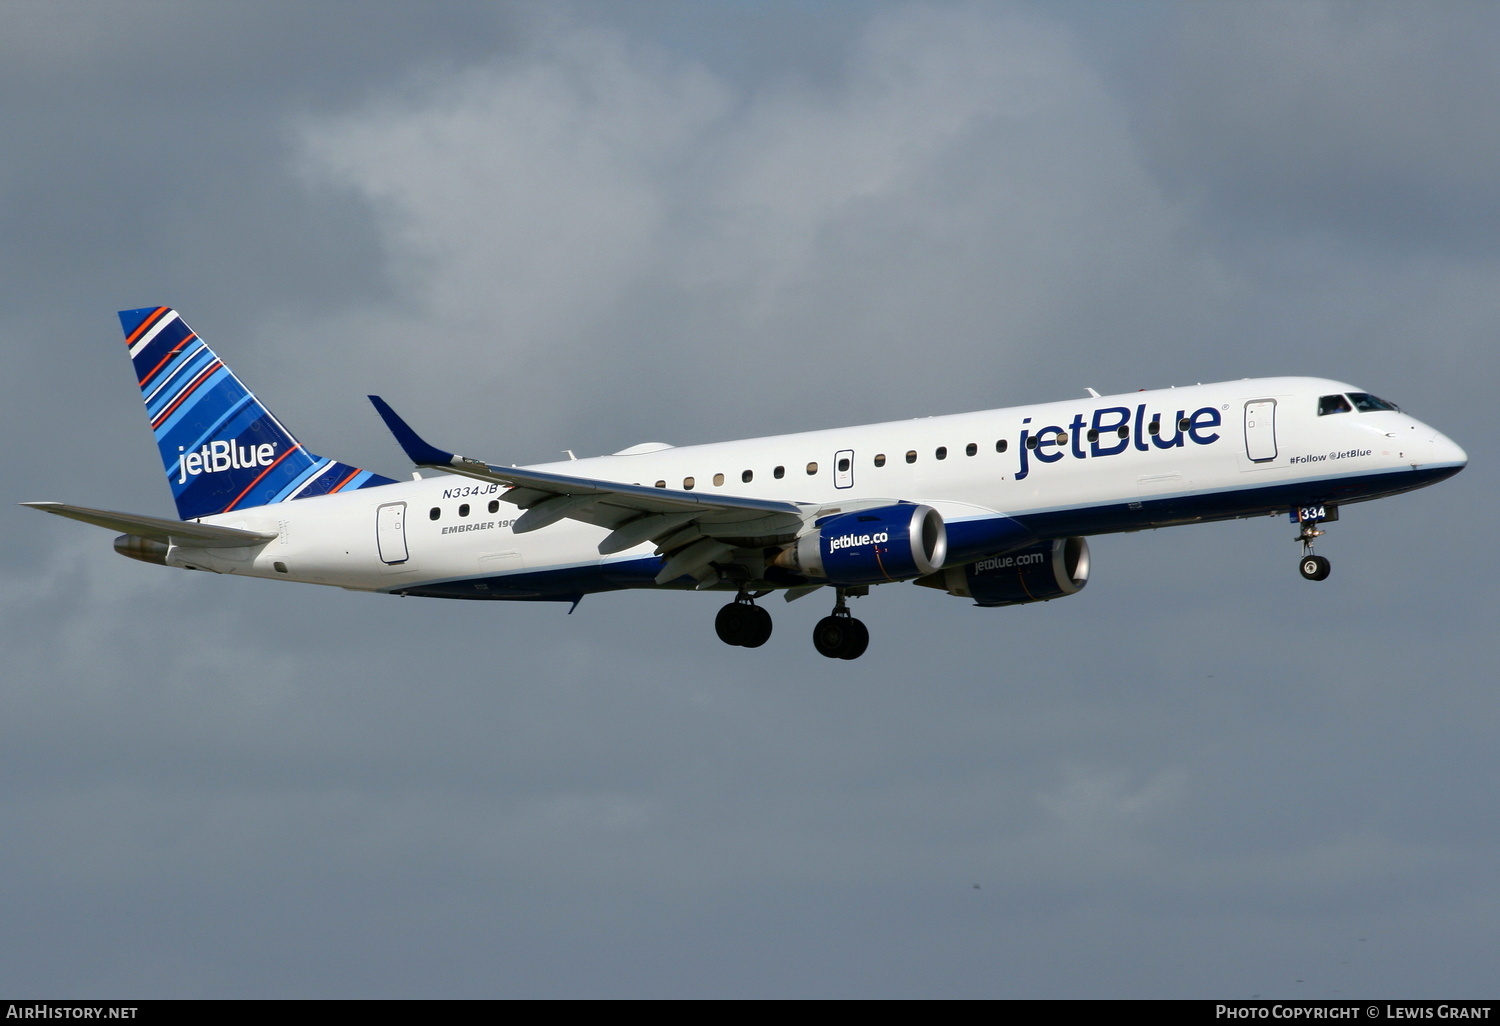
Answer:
(715, 593, 773, 648)
(812, 589, 869, 661)
(1296, 519, 1331, 581)
(714, 588, 870, 659)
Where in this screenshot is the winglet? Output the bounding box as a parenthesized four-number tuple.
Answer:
(368, 395, 461, 468)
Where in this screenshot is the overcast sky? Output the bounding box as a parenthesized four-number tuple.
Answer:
(4, 0, 1496, 998)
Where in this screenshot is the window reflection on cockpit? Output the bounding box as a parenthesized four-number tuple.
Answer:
(1348, 392, 1399, 413)
(1318, 394, 1352, 416)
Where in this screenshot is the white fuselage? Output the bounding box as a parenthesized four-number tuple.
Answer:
(169, 376, 1466, 598)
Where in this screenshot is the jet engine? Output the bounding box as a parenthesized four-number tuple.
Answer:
(914, 537, 1089, 607)
(775, 504, 947, 586)
(114, 534, 169, 566)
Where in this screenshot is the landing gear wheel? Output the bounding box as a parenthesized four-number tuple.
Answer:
(1299, 555, 1331, 581)
(837, 617, 869, 661)
(740, 604, 772, 648)
(715, 603, 748, 646)
(716, 600, 773, 647)
(813, 615, 868, 660)
(813, 616, 847, 658)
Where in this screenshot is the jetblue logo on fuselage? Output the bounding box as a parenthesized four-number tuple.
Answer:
(177, 440, 277, 483)
(1015, 404, 1222, 480)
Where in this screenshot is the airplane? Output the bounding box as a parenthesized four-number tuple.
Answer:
(24, 307, 1468, 659)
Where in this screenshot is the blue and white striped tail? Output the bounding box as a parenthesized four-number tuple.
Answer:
(119, 307, 395, 521)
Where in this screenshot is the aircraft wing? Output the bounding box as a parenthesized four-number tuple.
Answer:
(21, 501, 278, 547)
(369, 397, 811, 584)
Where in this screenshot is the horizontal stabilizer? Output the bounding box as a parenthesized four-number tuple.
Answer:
(21, 501, 278, 547)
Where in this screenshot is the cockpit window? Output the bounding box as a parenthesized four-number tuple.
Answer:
(1318, 394, 1352, 416)
(1348, 392, 1399, 413)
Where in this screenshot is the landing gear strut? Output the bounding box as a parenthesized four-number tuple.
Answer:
(1296, 519, 1331, 581)
(812, 589, 869, 660)
(715, 592, 773, 648)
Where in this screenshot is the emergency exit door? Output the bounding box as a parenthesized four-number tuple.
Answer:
(1244, 400, 1278, 462)
(834, 449, 855, 489)
(376, 502, 409, 564)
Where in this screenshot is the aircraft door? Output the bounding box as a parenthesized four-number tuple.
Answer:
(834, 449, 855, 489)
(1244, 400, 1278, 463)
(376, 501, 409, 564)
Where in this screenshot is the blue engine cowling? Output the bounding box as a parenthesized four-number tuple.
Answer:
(914, 537, 1089, 607)
(779, 504, 948, 586)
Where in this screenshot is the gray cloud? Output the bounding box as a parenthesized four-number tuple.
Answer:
(1138, 1, 1500, 256)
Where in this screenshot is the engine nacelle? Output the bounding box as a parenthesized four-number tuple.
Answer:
(914, 537, 1089, 607)
(776, 504, 947, 586)
(113, 533, 170, 566)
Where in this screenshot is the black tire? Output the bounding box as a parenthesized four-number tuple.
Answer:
(813, 615, 848, 658)
(837, 617, 869, 660)
(1299, 555, 1331, 581)
(740, 604, 773, 648)
(715, 603, 748, 646)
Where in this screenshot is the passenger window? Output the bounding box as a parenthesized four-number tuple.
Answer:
(774, 466, 785, 479)
(713, 473, 725, 486)
(1087, 429, 1099, 442)
(683, 477, 695, 490)
(1148, 419, 1160, 436)
(655, 480, 666, 488)
(965, 443, 977, 456)
(1026, 437, 1038, 450)
(1318, 394, 1352, 416)
(429, 507, 440, 521)
(742, 470, 753, 483)
(995, 439, 1008, 453)
(489, 500, 500, 513)
(905, 450, 917, 463)
(1117, 426, 1129, 439)
(1178, 417, 1191, 431)
(806, 462, 818, 475)
(459, 503, 470, 517)
(874, 453, 886, 467)
(837, 457, 850, 473)
(935, 446, 947, 460)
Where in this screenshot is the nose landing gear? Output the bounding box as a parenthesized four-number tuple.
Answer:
(1296, 518, 1331, 581)
(1299, 553, 1331, 581)
(812, 588, 869, 660)
(715, 593, 773, 648)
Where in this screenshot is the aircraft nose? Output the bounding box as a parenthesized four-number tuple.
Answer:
(1430, 430, 1467, 469)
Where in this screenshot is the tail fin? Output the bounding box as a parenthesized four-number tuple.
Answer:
(119, 307, 395, 520)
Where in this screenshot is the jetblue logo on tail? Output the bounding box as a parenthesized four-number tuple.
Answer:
(119, 306, 395, 520)
(177, 441, 279, 483)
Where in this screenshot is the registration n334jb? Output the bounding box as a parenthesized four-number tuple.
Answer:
(27, 307, 1467, 659)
